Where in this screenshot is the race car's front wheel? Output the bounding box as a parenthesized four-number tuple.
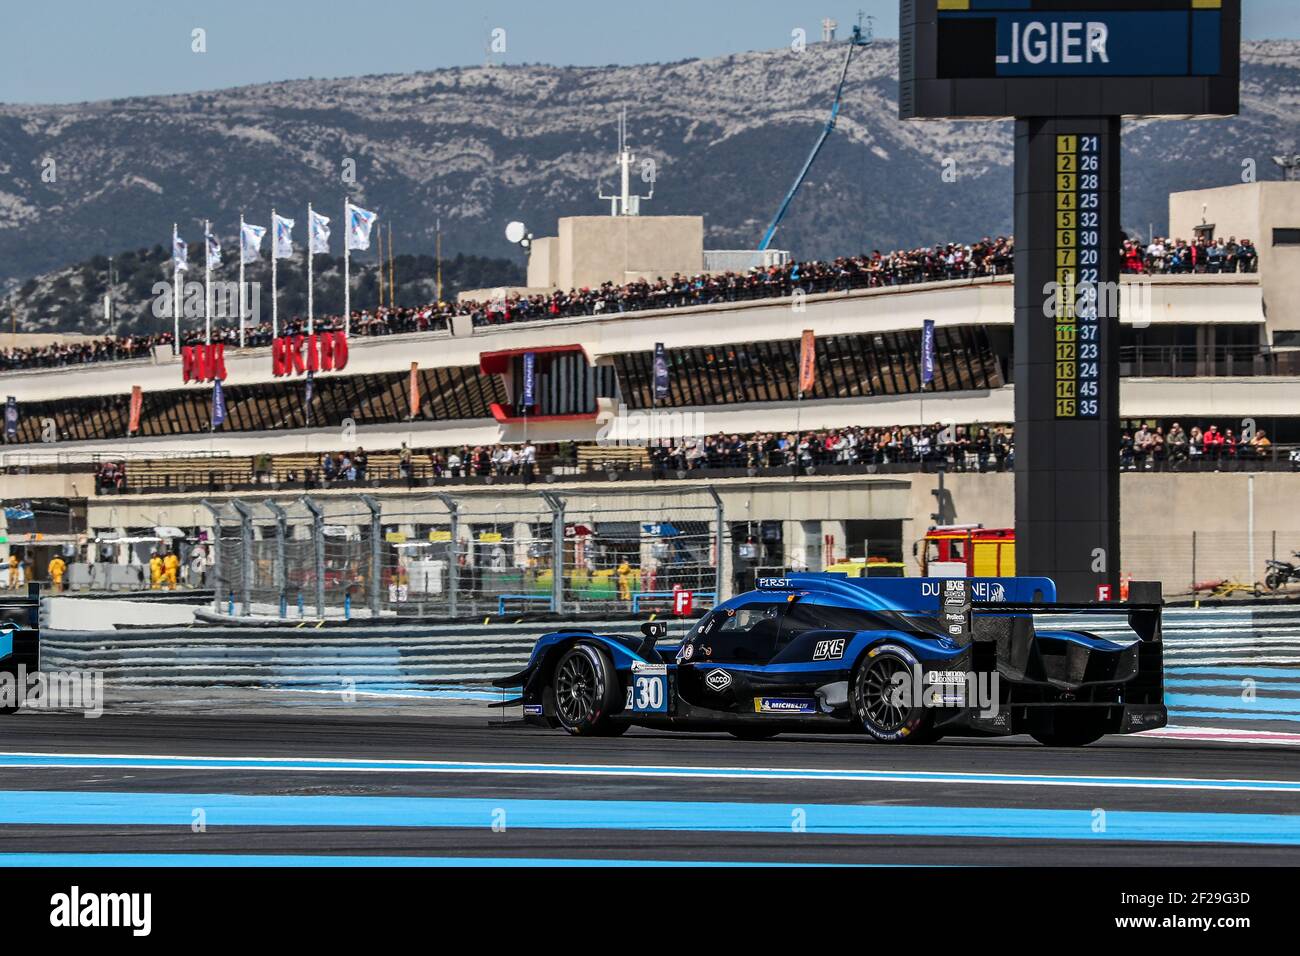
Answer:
(851, 645, 937, 744)
(552, 643, 623, 737)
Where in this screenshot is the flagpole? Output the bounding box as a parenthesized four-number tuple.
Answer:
(239, 212, 246, 349)
(271, 207, 279, 340)
(172, 223, 181, 355)
(389, 223, 395, 308)
(436, 217, 442, 303)
(204, 219, 212, 345)
(343, 197, 351, 337)
(376, 227, 383, 311)
(307, 202, 314, 336)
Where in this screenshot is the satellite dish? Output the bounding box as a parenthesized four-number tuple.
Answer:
(505, 221, 526, 244)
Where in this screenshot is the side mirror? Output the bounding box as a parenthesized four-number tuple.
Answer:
(636, 620, 669, 661)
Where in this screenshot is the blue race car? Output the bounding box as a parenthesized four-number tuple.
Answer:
(0, 584, 41, 715)
(492, 574, 1167, 746)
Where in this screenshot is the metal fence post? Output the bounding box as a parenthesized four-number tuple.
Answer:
(706, 485, 728, 602)
(264, 499, 288, 618)
(299, 495, 326, 619)
(540, 491, 565, 615)
(432, 492, 460, 618)
(200, 499, 224, 613)
(361, 494, 383, 618)
(230, 500, 254, 616)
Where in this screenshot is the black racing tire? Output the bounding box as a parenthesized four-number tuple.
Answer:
(1265, 571, 1283, 592)
(727, 727, 781, 740)
(551, 643, 622, 737)
(1029, 714, 1109, 747)
(851, 644, 936, 744)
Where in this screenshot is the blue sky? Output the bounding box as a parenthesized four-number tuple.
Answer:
(1, 0, 1294, 104)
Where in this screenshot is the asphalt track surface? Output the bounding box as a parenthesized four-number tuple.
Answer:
(1, 689, 1298, 866)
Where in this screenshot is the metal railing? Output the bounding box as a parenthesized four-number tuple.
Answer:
(204, 488, 727, 621)
(1119, 346, 1300, 378)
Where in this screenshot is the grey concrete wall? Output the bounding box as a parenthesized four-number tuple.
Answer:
(557, 215, 704, 289)
(1170, 181, 1300, 337)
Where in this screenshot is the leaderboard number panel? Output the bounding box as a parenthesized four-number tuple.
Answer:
(1054, 131, 1102, 420)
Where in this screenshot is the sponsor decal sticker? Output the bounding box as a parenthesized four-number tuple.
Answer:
(812, 638, 846, 661)
(704, 668, 733, 692)
(754, 697, 818, 715)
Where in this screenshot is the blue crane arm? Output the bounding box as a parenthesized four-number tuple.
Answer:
(757, 35, 861, 252)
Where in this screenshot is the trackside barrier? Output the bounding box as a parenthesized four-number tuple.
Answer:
(35, 605, 1300, 692)
(200, 488, 727, 621)
(497, 595, 555, 615)
(631, 591, 718, 614)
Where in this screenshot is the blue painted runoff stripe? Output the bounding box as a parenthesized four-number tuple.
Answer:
(1169, 709, 1300, 723)
(0, 792, 1297, 846)
(1167, 666, 1300, 678)
(1167, 693, 1300, 714)
(1166, 678, 1300, 693)
(0, 853, 864, 868)
(3, 752, 1300, 792)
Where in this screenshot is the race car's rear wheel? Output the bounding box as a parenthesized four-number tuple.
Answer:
(552, 643, 623, 737)
(1029, 714, 1108, 747)
(851, 645, 936, 744)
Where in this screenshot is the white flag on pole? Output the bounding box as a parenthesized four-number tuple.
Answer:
(345, 203, 378, 250)
(205, 228, 221, 269)
(172, 228, 188, 271)
(240, 222, 266, 264)
(273, 214, 295, 259)
(309, 209, 331, 254)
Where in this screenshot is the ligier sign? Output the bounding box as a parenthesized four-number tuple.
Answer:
(272, 330, 349, 377)
(182, 343, 227, 383)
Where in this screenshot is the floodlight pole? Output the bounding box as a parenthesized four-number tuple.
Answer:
(298, 495, 327, 620)
(229, 499, 255, 616)
(264, 499, 288, 618)
(199, 499, 225, 613)
(705, 485, 727, 602)
(431, 492, 460, 618)
(360, 494, 383, 618)
(539, 491, 566, 615)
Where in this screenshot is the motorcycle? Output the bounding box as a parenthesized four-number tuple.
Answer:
(1264, 551, 1300, 591)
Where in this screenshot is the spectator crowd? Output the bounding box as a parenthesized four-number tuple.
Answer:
(650, 424, 1016, 474)
(1121, 422, 1275, 470)
(1, 235, 1014, 371)
(1121, 235, 1258, 275)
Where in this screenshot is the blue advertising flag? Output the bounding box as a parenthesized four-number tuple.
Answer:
(211, 378, 226, 428)
(653, 342, 669, 401)
(921, 319, 936, 385)
(521, 352, 536, 409)
(4, 396, 17, 440)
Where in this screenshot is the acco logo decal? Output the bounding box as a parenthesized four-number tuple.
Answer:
(272, 331, 349, 377)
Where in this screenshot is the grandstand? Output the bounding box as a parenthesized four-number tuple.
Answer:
(2, 181, 1298, 604)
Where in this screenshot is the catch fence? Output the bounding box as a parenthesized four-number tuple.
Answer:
(205, 488, 726, 620)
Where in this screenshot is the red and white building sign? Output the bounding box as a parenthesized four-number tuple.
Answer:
(272, 331, 349, 377)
